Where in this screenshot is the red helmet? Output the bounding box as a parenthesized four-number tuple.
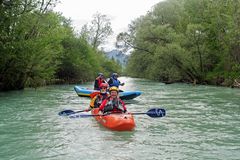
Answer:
(100, 83, 108, 89)
(99, 83, 108, 94)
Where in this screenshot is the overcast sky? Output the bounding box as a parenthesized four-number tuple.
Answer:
(54, 0, 163, 51)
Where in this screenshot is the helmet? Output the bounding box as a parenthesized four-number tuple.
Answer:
(98, 73, 103, 77)
(112, 73, 118, 79)
(100, 83, 108, 94)
(109, 86, 119, 92)
(112, 73, 118, 77)
(100, 83, 108, 88)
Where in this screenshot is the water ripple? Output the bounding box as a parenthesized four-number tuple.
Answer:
(0, 79, 240, 160)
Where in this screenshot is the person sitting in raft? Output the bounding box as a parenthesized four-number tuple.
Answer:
(94, 73, 107, 90)
(99, 86, 127, 114)
(107, 73, 124, 88)
(85, 83, 109, 112)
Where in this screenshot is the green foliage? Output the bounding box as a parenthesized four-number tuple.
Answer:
(126, 51, 152, 78)
(100, 58, 122, 77)
(57, 36, 99, 82)
(1, 5, 65, 90)
(125, 0, 240, 86)
(0, 1, 121, 91)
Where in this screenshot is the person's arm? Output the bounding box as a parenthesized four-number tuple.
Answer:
(103, 79, 107, 83)
(118, 79, 124, 86)
(119, 99, 127, 112)
(96, 75, 103, 80)
(99, 99, 107, 112)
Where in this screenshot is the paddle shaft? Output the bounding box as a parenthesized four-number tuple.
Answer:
(74, 110, 87, 114)
(72, 109, 166, 118)
(58, 109, 90, 116)
(61, 108, 166, 118)
(131, 113, 148, 115)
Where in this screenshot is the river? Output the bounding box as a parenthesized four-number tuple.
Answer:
(0, 77, 239, 160)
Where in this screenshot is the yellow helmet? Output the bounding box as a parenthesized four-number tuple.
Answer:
(109, 86, 119, 92)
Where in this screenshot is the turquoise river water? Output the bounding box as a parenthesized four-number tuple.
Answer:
(0, 77, 239, 160)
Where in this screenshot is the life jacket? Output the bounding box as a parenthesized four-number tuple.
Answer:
(109, 77, 120, 87)
(103, 97, 124, 113)
(93, 94, 108, 108)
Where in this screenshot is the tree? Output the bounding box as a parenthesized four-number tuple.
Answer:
(0, 0, 64, 90)
(125, 0, 240, 86)
(81, 12, 113, 49)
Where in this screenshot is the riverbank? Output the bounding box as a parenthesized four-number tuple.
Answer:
(162, 78, 240, 89)
(1, 76, 239, 92)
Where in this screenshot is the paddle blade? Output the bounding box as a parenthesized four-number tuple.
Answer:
(146, 108, 166, 118)
(58, 110, 75, 116)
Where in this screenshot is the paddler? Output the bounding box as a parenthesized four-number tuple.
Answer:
(85, 83, 109, 111)
(99, 86, 127, 114)
(94, 73, 107, 90)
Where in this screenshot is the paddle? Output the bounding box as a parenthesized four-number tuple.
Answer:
(58, 109, 90, 116)
(69, 108, 166, 118)
(132, 108, 166, 117)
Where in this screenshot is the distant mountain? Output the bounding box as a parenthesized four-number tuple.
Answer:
(104, 49, 128, 66)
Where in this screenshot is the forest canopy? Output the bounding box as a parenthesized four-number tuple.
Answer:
(0, 0, 121, 91)
(121, 0, 240, 87)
